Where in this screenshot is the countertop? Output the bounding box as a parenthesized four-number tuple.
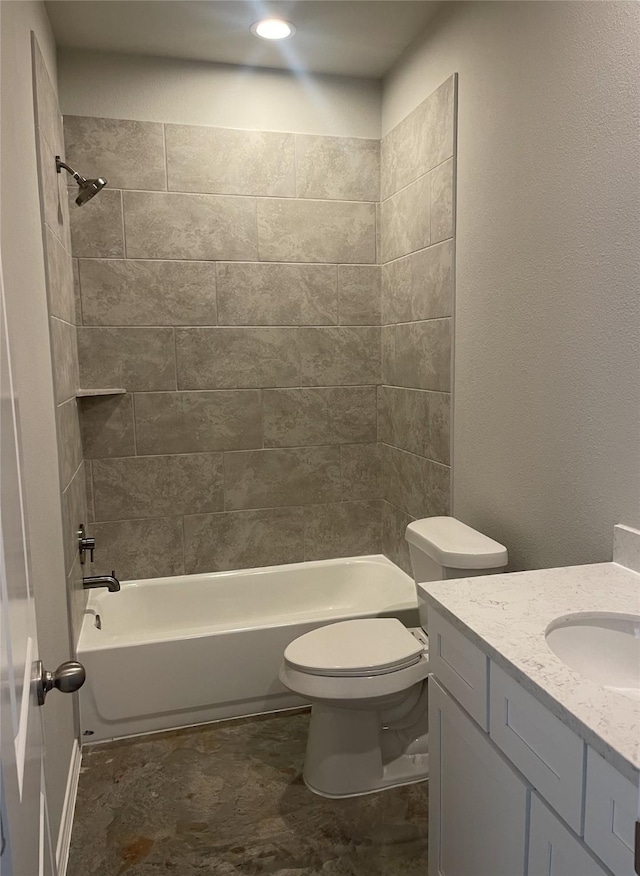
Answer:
(419, 561, 640, 784)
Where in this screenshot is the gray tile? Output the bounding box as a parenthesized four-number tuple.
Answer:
(341, 444, 381, 500)
(338, 265, 381, 325)
(263, 386, 377, 447)
(78, 259, 216, 326)
(67, 556, 86, 651)
(62, 462, 88, 575)
(64, 116, 166, 191)
(184, 508, 305, 573)
(295, 135, 380, 202)
(378, 385, 450, 464)
(381, 500, 413, 575)
(92, 453, 223, 521)
(91, 517, 185, 580)
(299, 326, 380, 386)
(67, 711, 427, 876)
(224, 446, 340, 511)
(134, 390, 262, 454)
(79, 393, 136, 459)
(50, 317, 79, 404)
(217, 262, 337, 326)
(166, 125, 295, 197)
(77, 327, 176, 392)
(381, 175, 430, 263)
(382, 239, 453, 324)
(73, 258, 82, 324)
(257, 199, 376, 264)
(382, 443, 450, 519)
(393, 318, 452, 391)
(381, 325, 396, 384)
(175, 327, 298, 389)
(381, 75, 455, 200)
(56, 398, 83, 489)
(44, 226, 75, 323)
(38, 131, 71, 250)
(305, 500, 381, 560)
(123, 191, 257, 260)
(69, 188, 124, 258)
(34, 41, 63, 155)
(431, 158, 454, 244)
(85, 461, 94, 523)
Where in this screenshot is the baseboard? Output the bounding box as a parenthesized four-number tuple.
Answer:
(56, 739, 81, 876)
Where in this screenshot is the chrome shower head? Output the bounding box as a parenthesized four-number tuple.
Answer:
(55, 156, 107, 206)
(75, 175, 107, 206)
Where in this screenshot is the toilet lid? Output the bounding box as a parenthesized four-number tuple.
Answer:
(284, 618, 424, 677)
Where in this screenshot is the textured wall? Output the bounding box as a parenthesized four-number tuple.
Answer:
(383, 2, 640, 570)
(65, 117, 382, 579)
(58, 49, 381, 138)
(379, 77, 456, 572)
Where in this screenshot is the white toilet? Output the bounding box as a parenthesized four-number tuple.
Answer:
(279, 516, 508, 798)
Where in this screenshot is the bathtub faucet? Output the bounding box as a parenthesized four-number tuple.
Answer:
(82, 572, 120, 592)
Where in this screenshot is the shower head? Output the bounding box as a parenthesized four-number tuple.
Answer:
(55, 156, 107, 206)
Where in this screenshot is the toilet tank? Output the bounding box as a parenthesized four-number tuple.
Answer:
(405, 517, 508, 629)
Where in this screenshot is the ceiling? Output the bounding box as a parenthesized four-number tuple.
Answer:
(45, 1, 441, 79)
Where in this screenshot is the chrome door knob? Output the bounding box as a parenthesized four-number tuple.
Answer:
(35, 659, 86, 706)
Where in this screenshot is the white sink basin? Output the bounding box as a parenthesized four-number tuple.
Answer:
(545, 612, 640, 700)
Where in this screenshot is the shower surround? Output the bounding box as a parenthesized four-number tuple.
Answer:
(65, 75, 455, 579)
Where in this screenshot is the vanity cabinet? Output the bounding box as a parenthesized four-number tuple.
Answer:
(528, 793, 610, 876)
(428, 607, 637, 876)
(429, 678, 528, 876)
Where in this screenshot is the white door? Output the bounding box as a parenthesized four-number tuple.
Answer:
(0, 231, 55, 873)
(528, 793, 609, 876)
(429, 677, 529, 876)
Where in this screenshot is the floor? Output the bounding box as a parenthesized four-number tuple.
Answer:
(67, 709, 429, 875)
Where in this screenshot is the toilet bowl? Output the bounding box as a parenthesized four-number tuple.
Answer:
(279, 516, 508, 798)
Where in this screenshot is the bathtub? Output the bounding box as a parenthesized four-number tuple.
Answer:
(77, 554, 418, 743)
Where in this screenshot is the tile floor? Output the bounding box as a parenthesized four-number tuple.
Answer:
(67, 709, 428, 875)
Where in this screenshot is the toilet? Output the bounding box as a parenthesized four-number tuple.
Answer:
(279, 516, 508, 798)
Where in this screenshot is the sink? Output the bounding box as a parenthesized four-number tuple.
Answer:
(545, 612, 640, 700)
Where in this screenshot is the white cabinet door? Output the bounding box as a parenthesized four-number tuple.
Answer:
(584, 747, 637, 876)
(429, 677, 529, 876)
(528, 793, 609, 876)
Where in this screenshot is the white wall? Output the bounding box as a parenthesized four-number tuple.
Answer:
(0, 0, 76, 850)
(58, 48, 381, 138)
(383, 1, 640, 570)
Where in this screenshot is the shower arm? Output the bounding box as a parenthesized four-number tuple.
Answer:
(55, 156, 85, 183)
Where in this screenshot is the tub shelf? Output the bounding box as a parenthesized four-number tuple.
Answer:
(76, 388, 126, 398)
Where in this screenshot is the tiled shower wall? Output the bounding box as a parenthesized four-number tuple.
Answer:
(379, 76, 456, 572)
(33, 39, 89, 642)
(64, 118, 382, 578)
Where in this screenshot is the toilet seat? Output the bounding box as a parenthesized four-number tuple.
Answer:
(283, 618, 426, 677)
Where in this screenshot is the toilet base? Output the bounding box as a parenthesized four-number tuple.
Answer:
(304, 754, 429, 799)
(302, 681, 429, 798)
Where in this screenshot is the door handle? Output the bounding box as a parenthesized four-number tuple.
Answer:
(35, 660, 86, 706)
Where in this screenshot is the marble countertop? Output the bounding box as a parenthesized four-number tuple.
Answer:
(419, 562, 640, 783)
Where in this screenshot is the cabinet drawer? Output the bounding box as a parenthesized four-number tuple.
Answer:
(428, 609, 488, 728)
(584, 747, 636, 876)
(528, 793, 609, 876)
(489, 662, 585, 832)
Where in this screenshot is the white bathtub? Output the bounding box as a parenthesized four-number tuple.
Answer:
(77, 555, 418, 743)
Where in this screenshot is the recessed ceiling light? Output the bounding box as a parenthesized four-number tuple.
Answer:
(250, 18, 296, 41)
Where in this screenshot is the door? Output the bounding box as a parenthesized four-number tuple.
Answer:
(529, 793, 609, 876)
(0, 221, 55, 873)
(429, 677, 529, 876)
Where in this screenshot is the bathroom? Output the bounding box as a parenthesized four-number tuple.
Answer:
(0, 0, 638, 873)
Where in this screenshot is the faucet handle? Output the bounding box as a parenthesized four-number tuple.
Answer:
(78, 523, 95, 564)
